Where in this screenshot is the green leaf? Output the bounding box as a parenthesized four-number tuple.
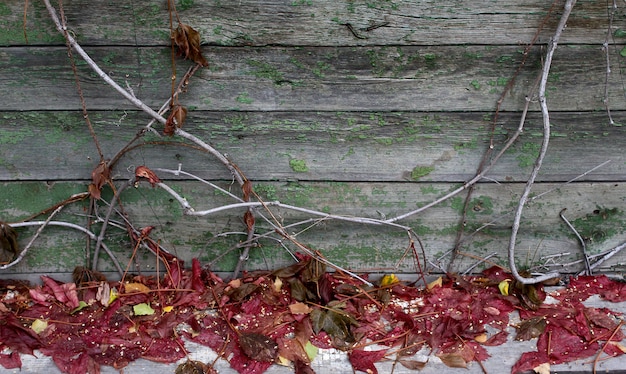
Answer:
(310, 308, 357, 344)
(71, 300, 89, 314)
(304, 341, 318, 361)
(133, 303, 155, 316)
(620, 46, 626, 57)
(614, 29, 626, 38)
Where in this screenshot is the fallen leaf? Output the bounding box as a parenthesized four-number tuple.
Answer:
(310, 308, 357, 344)
(133, 303, 155, 316)
(533, 362, 550, 374)
(30, 319, 48, 334)
(289, 302, 312, 314)
(437, 352, 467, 368)
(124, 282, 151, 293)
(380, 274, 399, 287)
(515, 317, 547, 341)
(398, 358, 427, 370)
(348, 349, 387, 374)
(239, 332, 278, 362)
(172, 23, 209, 67)
(499, 279, 511, 296)
(428, 276, 443, 289)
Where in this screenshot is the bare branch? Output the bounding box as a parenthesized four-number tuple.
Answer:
(508, 0, 577, 285)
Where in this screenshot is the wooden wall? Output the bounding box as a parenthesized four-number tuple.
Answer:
(0, 0, 625, 280)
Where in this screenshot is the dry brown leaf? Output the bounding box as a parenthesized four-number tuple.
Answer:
(239, 332, 278, 362)
(89, 161, 110, 200)
(437, 352, 467, 368)
(289, 302, 312, 315)
(398, 358, 427, 370)
(135, 165, 161, 187)
(164, 105, 187, 136)
(124, 283, 151, 293)
(0, 223, 19, 263)
(173, 23, 209, 67)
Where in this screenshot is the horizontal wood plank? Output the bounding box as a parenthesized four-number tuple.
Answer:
(2, 0, 625, 47)
(1, 181, 624, 276)
(0, 110, 623, 182)
(3, 45, 626, 112)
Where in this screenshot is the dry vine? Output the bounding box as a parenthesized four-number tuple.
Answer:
(1, 0, 621, 294)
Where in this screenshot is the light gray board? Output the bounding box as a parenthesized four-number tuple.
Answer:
(0, 111, 624, 182)
(3, 0, 626, 46)
(2, 45, 626, 112)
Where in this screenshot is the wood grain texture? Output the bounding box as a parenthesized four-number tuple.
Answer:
(2, 0, 626, 46)
(1, 181, 624, 276)
(0, 110, 623, 182)
(2, 44, 626, 112)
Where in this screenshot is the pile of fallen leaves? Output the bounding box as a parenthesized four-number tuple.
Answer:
(1, 255, 625, 374)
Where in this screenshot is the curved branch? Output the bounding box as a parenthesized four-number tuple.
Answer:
(507, 0, 576, 285)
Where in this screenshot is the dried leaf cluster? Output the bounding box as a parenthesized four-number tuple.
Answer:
(1, 257, 625, 374)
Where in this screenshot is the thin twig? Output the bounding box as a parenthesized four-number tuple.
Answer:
(0, 206, 63, 268)
(93, 180, 133, 270)
(42, 0, 165, 124)
(1, 221, 123, 276)
(559, 208, 592, 275)
(581, 241, 626, 275)
(508, 0, 577, 285)
(602, 0, 617, 125)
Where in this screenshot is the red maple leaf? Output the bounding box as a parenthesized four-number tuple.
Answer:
(348, 349, 387, 374)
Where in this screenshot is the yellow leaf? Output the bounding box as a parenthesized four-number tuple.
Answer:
(474, 333, 488, 343)
(31, 319, 48, 334)
(108, 288, 118, 305)
(276, 356, 291, 367)
(380, 274, 399, 286)
(498, 280, 511, 296)
(533, 362, 550, 374)
(125, 282, 151, 293)
(162, 305, 174, 313)
(428, 276, 443, 289)
(274, 277, 283, 292)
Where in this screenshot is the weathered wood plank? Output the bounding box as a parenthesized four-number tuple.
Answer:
(3, 45, 626, 112)
(3, 0, 625, 46)
(0, 110, 623, 182)
(1, 181, 624, 276)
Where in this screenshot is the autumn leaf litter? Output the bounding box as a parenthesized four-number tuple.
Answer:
(1, 255, 625, 374)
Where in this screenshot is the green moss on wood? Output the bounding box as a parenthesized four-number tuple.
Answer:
(410, 166, 434, 180)
(289, 159, 309, 173)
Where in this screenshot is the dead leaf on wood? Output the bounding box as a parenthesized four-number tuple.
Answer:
(239, 332, 278, 362)
(89, 161, 110, 200)
(164, 105, 187, 136)
(172, 23, 209, 67)
(0, 223, 19, 263)
(135, 165, 161, 187)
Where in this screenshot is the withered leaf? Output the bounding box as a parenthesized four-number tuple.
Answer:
(164, 105, 187, 136)
(175, 359, 216, 374)
(89, 161, 110, 200)
(243, 210, 255, 232)
(398, 358, 427, 370)
(0, 223, 19, 263)
(437, 352, 467, 368)
(226, 282, 259, 302)
(173, 23, 209, 67)
(239, 332, 278, 362)
(135, 165, 161, 187)
(515, 317, 547, 341)
(310, 308, 357, 344)
(242, 180, 253, 202)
